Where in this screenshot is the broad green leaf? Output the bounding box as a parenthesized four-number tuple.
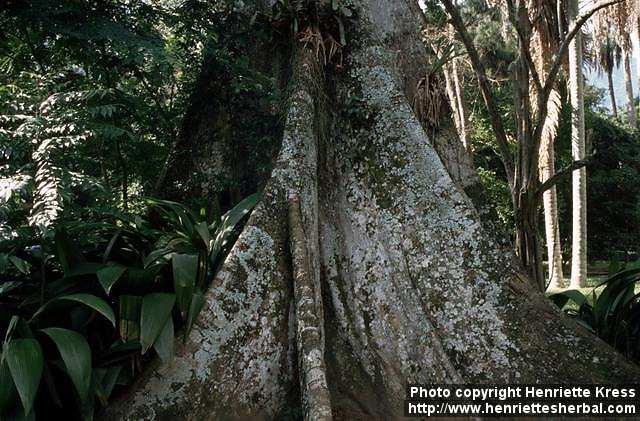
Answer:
(143, 247, 173, 268)
(102, 229, 122, 263)
(547, 289, 586, 311)
(140, 293, 175, 354)
(63, 262, 103, 278)
(172, 254, 197, 315)
(40, 328, 92, 402)
(94, 365, 121, 405)
(0, 358, 17, 413)
(185, 291, 205, 339)
(5, 339, 43, 416)
(31, 294, 115, 327)
(194, 221, 211, 253)
(4, 317, 33, 345)
(212, 192, 259, 261)
(4, 316, 20, 344)
(97, 265, 127, 294)
(42, 362, 62, 408)
(0, 253, 8, 273)
(0, 281, 20, 297)
(594, 268, 640, 335)
(8, 256, 28, 274)
(153, 317, 174, 363)
(146, 198, 196, 234)
(119, 295, 142, 343)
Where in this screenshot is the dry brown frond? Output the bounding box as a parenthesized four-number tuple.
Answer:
(413, 73, 446, 129)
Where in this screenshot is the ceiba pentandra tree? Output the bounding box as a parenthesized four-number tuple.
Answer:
(102, 1, 640, 419)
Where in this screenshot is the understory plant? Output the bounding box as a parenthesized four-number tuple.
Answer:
(548, 267, 640, 363)
(0, 194, 258, 420)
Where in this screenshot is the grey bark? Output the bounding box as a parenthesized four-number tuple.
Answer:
(452, 58, 471, 153)
(539, 90, 565, 290)
(623, 46, 638, 128)
(608, 69, 618, 119)
(568, 0, 588, 289)
(100, 1, 640, 420)
(289, 193, 332, 420)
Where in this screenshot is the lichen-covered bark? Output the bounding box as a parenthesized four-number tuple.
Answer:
(101, 1, 640, 420)
(289, 195, 333, 421)
(101, 58, 319, 421)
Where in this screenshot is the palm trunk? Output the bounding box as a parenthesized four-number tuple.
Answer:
(568, 0, 587, 289)
(539, 89, 565, 290)
(636, 17, 640, 109)
(623, 46, 637, 127)
(608, 69, 618, 118)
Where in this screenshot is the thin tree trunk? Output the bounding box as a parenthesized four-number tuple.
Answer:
(452, 58, 471, 153)
(539, 88, 565, 290)
(444, 62, 462, 139)
(636, 17, 640, 110)
(568, 0, 587, 289)
(115, 137, 129, 211)
(608, 69, 618, 118)
(623, 46, 637, 128)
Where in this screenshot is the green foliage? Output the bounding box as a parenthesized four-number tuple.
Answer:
(554, 107, 640, 261)
(476, 167, 513, 226)
(0, 194, 258, 419)
(0, 2, 268, 418)
(548, 267, 640, 362)
(0, 0, 229, 237)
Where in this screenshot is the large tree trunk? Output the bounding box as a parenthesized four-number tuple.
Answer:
(568, 0, 588, 289)
(101, 1, 640, 419)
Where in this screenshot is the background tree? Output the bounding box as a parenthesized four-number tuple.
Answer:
(611, 1, 638, 127)
(530, 0, 565, 289)
(568, 0, 588, 288)
(440, 0, 615, 289)
(593, 27, 622, 118)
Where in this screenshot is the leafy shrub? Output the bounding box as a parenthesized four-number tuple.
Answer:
(0, 194, 258, 419)
(548, 267, 640, 363)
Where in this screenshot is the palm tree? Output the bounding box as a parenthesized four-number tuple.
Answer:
(568, 0, 587, 288)
(539, 89, 565, 289)
(637, 16, 640, 107)
(530, 0, 565, 289)
(594, 33, 622, 118)
(613, 2, 637, 127)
